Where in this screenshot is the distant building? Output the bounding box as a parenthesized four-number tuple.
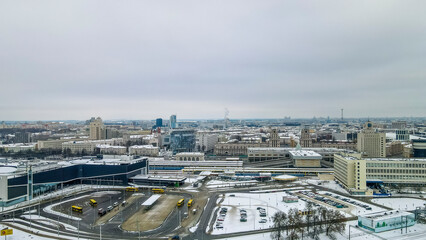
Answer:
(155, 118, 163, 128)
(175, 152, 205, 161)
(247, 147, 341, 168)
(391, 121, 407, 130)
(412, 139, 426, 158)
(300, 127, 312, 148)
(214, 142, 268, 156)
(269, 129, 280, 147)
(98, 145, 127, 155)
(89, 117, 104, 140)
(129, 145, 159, 157)
(395, 129, 409, 141)
(170, 115, 177, 129)
(104, 128, 120, 139)
(357, 121, 386, 158)
(196, 132, 218, 152)
(14, 132, 32, 143)
(386, 141, 404, 157)
(170, 129, 196, 154)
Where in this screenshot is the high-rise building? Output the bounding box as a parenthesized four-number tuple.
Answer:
(155, 118, 163, 128)
(300, 127, 312, 148)
(89, 117, 104, 140)
(170, 115, 177, 129)
(196, 132, 218, 152)
(170, 129, 195, 154)
(357, 121, 386, 158)
(269, 129, 280, 147)
(14, 132, 32, 143)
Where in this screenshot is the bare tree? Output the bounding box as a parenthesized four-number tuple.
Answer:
(310, 212, 322, 240)
(288, 208, 303, 239)
(325, 209, 346, 239)
(305, 201, 314, 232)
(271, 211, 288, 240)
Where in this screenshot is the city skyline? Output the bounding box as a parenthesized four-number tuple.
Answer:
(1, 1, 426, 121)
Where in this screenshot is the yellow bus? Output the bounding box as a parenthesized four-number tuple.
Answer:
(72, 206, 83, 213)
(187, 199, 193, 207)
(177, 199, 184, 207)
(152, 188, 164, 194)
(89, 199, 97, 207)
(298, 210, 313, 216)
(126, 187, 139, 192)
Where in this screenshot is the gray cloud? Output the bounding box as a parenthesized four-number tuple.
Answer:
(1, 0, 425, 120)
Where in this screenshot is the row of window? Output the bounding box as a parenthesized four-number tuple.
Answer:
(367, 168, 426, 174)
(367, 163, 426, 168)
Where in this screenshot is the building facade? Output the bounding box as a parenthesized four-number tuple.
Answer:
(412, 139, 426, 158)
(175, 152, 205, 161)
(214, 143, 268, 156)
(300, 127, 312, 148)
(196, 132, 218, 152)
(357, 121, 386, 158)
(129, 145, 159, 157)
(269, 129, 280, 147)
(333, 153, 368, 195)
(170, 115, 177, 129)
(89, 117, 104, 140)
(170, 129, 196, 154)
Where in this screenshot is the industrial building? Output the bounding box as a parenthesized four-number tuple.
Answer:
(0, 156, 147, 207)
(358, 211, 415, 233)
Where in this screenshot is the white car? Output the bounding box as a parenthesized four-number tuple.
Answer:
(259, 219, 267, 223)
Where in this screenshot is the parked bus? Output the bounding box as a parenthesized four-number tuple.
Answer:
(298, 210, 313, 216)
(187, 199, 193, 207)
(126, 187, 139, 192)
(177, 199, 185, 207)
(72, 206, 83, 213)
(89, 199, 97, 207)
(152, 188, 164, 194)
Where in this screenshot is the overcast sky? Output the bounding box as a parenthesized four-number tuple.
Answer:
(1, 1, 425, 121)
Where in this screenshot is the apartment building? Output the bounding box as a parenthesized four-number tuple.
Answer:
(357, 121, 386, 157)
(129, 145, 159, 157)
(333, 153, 368, 195)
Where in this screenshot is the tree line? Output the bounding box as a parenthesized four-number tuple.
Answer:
(271, 202, 346, 240)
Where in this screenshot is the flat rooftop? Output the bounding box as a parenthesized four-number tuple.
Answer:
(360, 210, 413, 222)
(289, 150, 322, 159)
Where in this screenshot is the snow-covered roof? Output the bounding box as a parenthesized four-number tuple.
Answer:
(289, 150, 322, 159)
(141, 194, 161, 206)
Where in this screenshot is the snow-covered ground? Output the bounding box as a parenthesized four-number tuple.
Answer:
(305, 179, 349, 194)
(211, 188, 393, 235)
(211, 192, 309, 235)
(0, 223, 57, 240)
(217, 221, 426, 240)
(372, 198, 426, 211)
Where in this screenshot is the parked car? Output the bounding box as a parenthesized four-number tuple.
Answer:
(113, 202, 119, 207)
(98, 208, 106, 216)
(259, 219, 267, 223)
(107, 206, 113, 212)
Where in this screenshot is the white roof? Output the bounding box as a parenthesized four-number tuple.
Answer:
(141, 194, 161, 206)
(360, 210, 413, 221)
(289, 150, 322, 159)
